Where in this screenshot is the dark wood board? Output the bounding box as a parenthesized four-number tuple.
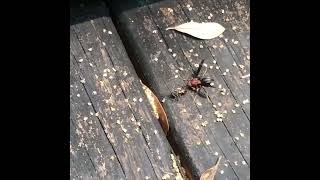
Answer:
(70, 3, 183, 179)
(111, 0, 250, 179)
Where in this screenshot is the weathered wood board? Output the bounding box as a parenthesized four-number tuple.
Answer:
(111, 0, 250, 179)
(70, 2, 184, 179)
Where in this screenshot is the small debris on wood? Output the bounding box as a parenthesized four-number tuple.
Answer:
(162, 174, 170, 180)
(201, 121, 208, 127)
(205, 140, 211, 145)
(240, 132, 245, 137)
(241, 74, 250, 79)
(242, 99, 249, 104)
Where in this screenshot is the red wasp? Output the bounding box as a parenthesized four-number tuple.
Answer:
(170, 59, 215, 101)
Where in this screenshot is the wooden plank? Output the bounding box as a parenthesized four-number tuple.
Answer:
(70, 3, 183, 179)
(70, 120, 100, 180)
(112, 0, 250, 179)
(176, 0, 250, 117)
(70, 57, 127, 180)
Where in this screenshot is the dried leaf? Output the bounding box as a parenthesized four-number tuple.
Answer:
(166, 22, 225, 40)
(200, 156, 222, 180)
(142, 82, 169, 135)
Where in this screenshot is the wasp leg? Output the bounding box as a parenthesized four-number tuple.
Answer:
(193, 59, 205, 77)
(198, 87, 208, 98)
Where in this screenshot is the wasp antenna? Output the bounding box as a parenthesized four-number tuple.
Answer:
(194, 59, 205, 77)
(198, 87, 208, 98)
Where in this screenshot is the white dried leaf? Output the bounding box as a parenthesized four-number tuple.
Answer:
(166, 22, 225, 40)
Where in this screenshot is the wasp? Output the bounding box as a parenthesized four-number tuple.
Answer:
(170, 59, 215, 101)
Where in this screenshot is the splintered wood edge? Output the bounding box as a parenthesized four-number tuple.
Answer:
(141, 81, 169, 135)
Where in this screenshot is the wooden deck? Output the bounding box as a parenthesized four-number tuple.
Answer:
(70, 0, 250, 179)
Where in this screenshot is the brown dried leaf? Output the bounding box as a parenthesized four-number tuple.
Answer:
(142, 83, 169, 135)
(200, 156, 222, 180)
(166, 22, 225, 40)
